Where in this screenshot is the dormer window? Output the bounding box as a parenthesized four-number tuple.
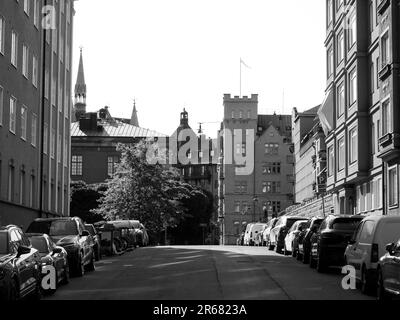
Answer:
(231, 111, 235, 119)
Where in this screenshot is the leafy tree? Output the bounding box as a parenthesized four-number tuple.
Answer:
(94, 142, 194, 236)
(70, 181, 106, 224)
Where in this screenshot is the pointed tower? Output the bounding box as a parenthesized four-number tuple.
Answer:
(74, 48, 87, 120)
(130, 100, 139, 127)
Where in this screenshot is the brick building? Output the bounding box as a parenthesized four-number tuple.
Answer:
(0, 0, 74, 227)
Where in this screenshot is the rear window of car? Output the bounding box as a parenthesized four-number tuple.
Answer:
(50, 221, 79, 236)
(0, 232, 8, 254)
(30, 237, 49, 254)
(287, 219, 303, 229)
(26, 221, 52, 234)
(331, 218, 362, 231)
(377, 222, 400, 246)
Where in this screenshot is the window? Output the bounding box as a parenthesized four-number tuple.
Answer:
(32, 55, 38, 87)
(263, 162, 281, 175)
(382, 99, 390, 136)
(265, 143, 279, 155)
(338, 137, 345, 171)
(9, 96, 17, 134)
(107, 156, 119, 177)
(371, 123, 375, 155)
(43, 123, 48, 154)
(234, 201, 241, 213)
(328, 146, 334, 176)
(57, 134, 62, 163)
(31, 114, 37, 147)
(11, 30, 18, 67)
(23, 0, 30, 15)
(263, 181, 281, 194)
(21, 106, 27, 141)
(51, 129, 55, 158)
(235, 182, 247, 194)
(72, 156, 83, 176)
(349, 68, 357, 105)
(30, 174, 35, 208)
(19, 170, 26, 205)
(64, 135, 68, 167)
(22, 44, 29, 78)
(337, 30, 344, 65)
(8, 165, 15, 202)
(0, 16, 4, 54)
(327, 0, 333, 26)
(370, 61, 375, 94)
(381, 31, 390, 67)
(375, 178, 382, 209)
(376, 57, 380, 88)
(388, 166, 398, 207)
(348, 13, 356, 49)
(44, 69, 49, 99)
(327, 45, 334, 77)
(349, 127, 358, 164)
(51, 75, 56, 106)
(33, 0, 39, 28)
(0, 85, 3, 126)
(231, 111, 235, 119)
(337, 81, 345, 117)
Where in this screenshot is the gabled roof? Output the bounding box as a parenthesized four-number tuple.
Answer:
(71, 120, 166, 138)
(257, 114, 292, 138)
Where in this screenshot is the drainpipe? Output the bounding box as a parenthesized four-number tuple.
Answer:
(382, 161, 386, 216)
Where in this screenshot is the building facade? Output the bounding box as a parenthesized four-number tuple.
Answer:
(0, 0, 74, 228)
(320, 0, 387, 217)
(219, 94, 294, 245)
(376, 0, 400, 216)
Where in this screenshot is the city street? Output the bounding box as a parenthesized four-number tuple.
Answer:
(47, 246, 372, 300)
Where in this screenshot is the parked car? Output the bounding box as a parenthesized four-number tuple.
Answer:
(377, 238, 400, 300)
(252, 223, 268, 246)
(298, 217, 325, 263)
(264, 218, 278, 249)
(270, 216, 308, 254)
(344, 215, 400, 294)
(85, 224, 102, 261)
(310, 215, 364, 272)
(27, 234, 69, 292)
(0, 225, 42, 301)
(243, 224, 255, 246)
(284, 220, 308, 256)
(136, 223, 149, 247)
(26, 217, 95, 277)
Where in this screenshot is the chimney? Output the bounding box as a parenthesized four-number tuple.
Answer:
(79, 112, 98, 131)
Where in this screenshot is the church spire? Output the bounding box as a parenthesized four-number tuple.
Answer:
(130, 99, 139, 127)
(74, 48, 87, 120)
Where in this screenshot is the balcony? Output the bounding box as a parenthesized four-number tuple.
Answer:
(379, 64, 391, 81)
(379, 133, 400, 161)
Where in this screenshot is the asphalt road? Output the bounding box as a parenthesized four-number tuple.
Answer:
(47, 245, 373, 300)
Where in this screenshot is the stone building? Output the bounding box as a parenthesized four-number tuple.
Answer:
(0, 0, 74, 227)
(218, 94, 294, 245)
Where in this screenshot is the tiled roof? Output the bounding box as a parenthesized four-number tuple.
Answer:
(257, 114, 292, 137)
(71, 120, 167, 138)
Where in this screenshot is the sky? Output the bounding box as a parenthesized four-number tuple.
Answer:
(72, 0, 326, 138)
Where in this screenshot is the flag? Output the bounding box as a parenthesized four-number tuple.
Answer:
(240, 58, 251, 69)
(318, 89, 334, 136)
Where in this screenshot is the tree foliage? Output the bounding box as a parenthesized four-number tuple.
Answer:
(70, 181, 107, 224)
(94, 142, 196, 235)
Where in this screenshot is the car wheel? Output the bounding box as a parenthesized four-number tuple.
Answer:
(86, 251, 96, 272)
(75, 252, 85, 277)
(361, 266, 373, 295)
(283, 245, 289, 256)
(309, 251, 316, 268)
(377, 269, 391, 301)
(275, 244, 282, 254)
(8, 279, 19, 301)
(291, 243, 296, 257)
(316, 250, 327, 273)
(61, 262, 70, 285)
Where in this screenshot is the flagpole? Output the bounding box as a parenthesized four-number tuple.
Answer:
(240, 58, 242, 97)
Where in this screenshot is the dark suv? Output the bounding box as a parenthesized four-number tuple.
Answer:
(27, 217, 95, 277)
(310, 215, 364, 272)
(297, 217, 325, 263)
(0, 225, 42, 300)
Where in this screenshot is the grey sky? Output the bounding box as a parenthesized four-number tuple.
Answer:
(72, 0, 326, 138)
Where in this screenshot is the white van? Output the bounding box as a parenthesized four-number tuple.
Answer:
(243, 223, 255, 246)
(344, 215, 400, 294)
(252, 223, 268, 246)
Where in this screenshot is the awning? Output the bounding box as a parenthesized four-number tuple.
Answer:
(318, 89, 334, 136)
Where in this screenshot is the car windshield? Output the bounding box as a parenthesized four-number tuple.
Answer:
(287, 219, 303, 229)
(331, 218, 362, 231)
(85, 225, 95, 236)
(0, 232, 8, 254)
(50, 221, 78, 236)
(30, 237, 49, 254)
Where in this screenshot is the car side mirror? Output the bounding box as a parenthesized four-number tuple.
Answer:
(53, 247, 63, 255)
(82, 230, 90, 237)
(16, 245, 31, 258)
(386, 243, 395, 254)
